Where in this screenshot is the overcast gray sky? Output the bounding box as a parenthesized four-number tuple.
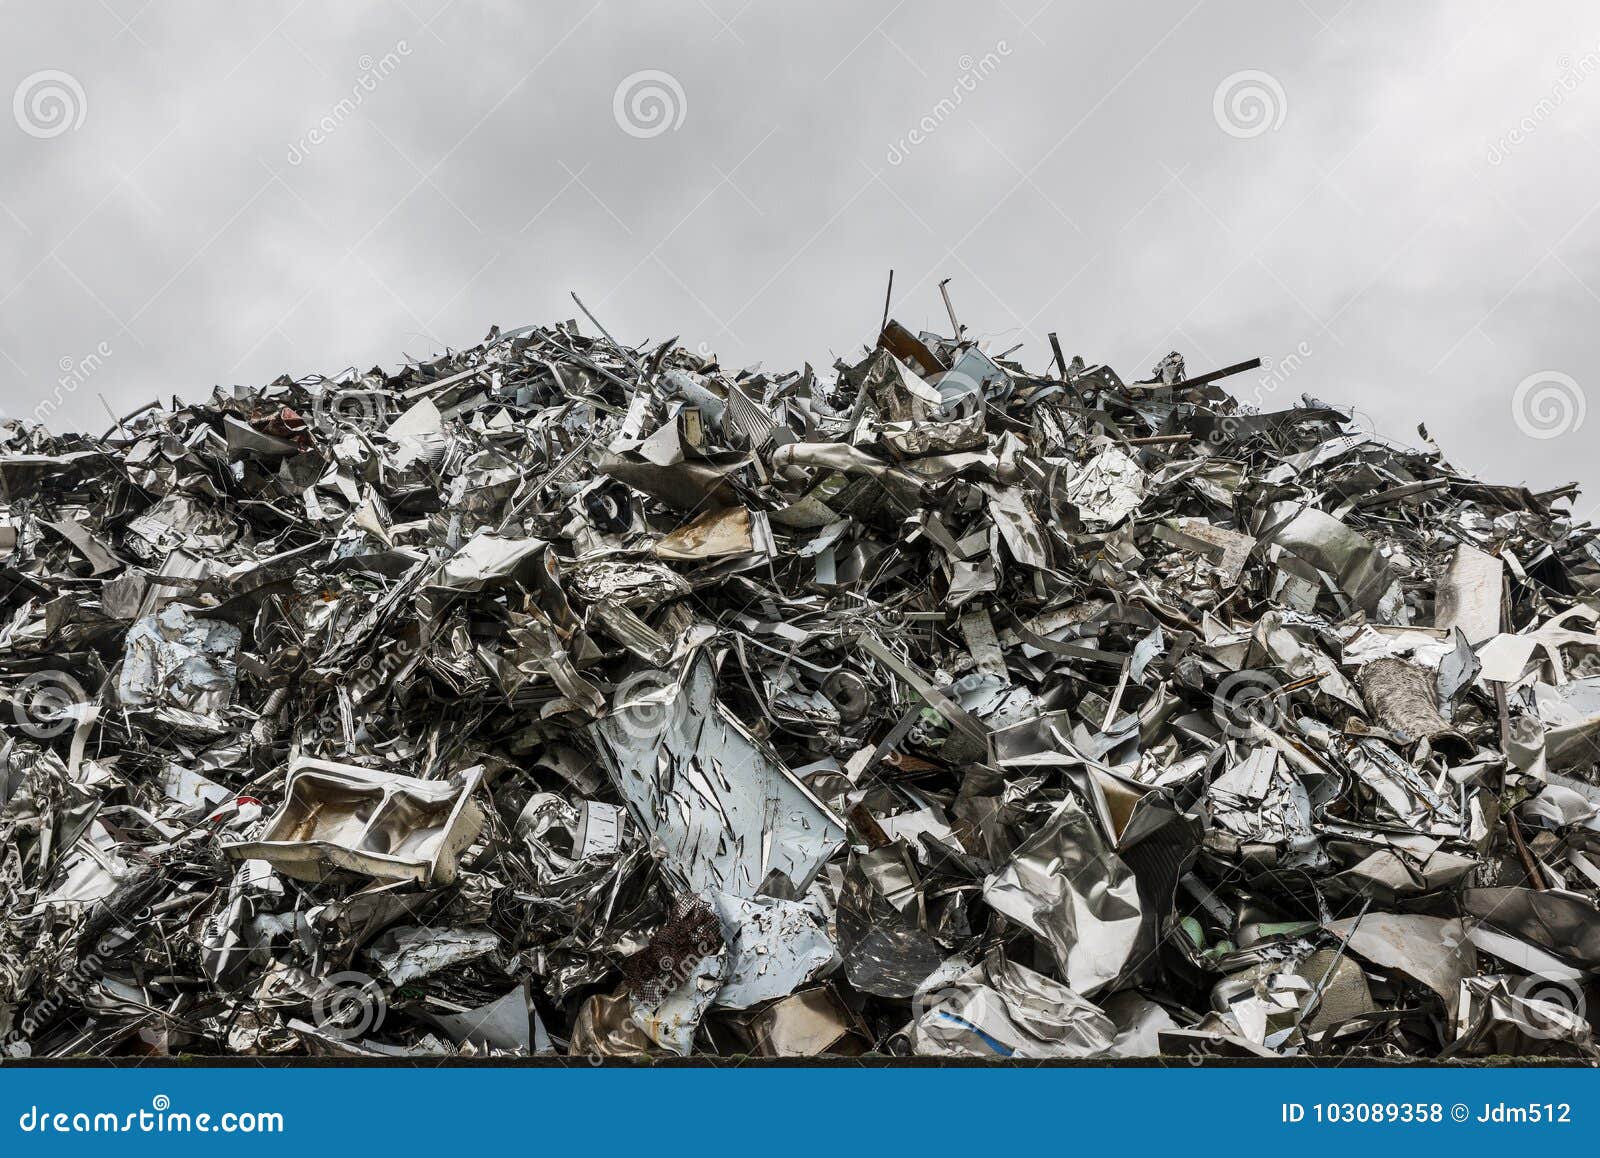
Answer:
(3, 1, 1598, 504)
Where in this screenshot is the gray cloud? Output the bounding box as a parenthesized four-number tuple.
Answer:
(3, 0, 1599, 504)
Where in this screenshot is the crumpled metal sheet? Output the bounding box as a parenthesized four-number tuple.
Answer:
(982, 796, 1143, 995)
(906, 951, 1117, 1058)
(1256, 503, 1408, 623)
(591, 654, 846, 899)
(712, 891, 837, 1010)
(1324, 913, 1474, 1017)
(118, 604, 239, 715)
(3, 294, 1599, 1060)
(368, 926, 501, 987)
(1450, 975, 1598, 1059)
(1063, 446, 1146, 528)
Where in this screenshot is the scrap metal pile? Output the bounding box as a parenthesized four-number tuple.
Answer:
(6, 299, 1600, 1061)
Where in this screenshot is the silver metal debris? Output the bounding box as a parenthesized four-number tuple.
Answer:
(3, 292, 1598, 1060)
